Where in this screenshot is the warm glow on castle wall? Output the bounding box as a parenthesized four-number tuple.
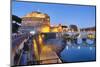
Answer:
(51, 27, 59, 32)
(40, 26, 50, 33)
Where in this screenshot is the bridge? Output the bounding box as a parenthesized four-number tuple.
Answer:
(11, 32, 95, 66)
(11, 33, 63, 66)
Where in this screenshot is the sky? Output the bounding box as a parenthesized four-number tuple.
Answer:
(12, 1, 96, 28)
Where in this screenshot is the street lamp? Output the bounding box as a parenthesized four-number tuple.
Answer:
(30, 30, 36, 35)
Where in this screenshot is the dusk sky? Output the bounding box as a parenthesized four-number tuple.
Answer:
(12, 1, 96, 28)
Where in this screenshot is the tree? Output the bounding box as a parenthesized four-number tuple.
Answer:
(69, 25, 78, 32)
(12, 15, 22, 33)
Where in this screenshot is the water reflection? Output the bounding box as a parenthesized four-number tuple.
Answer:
(90, 47, 93, 50)
(66, 46, 69, 50)
(60, 38, 96, 62)
(77, 46, 81, 49)
(61, 31, 96, 62)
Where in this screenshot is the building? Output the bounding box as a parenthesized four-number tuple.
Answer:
(80, 26, 96, 32)
(19, 11, 50, 33)
(50, 24, 68, 32)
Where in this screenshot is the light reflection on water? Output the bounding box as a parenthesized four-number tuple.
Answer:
(60, 45, 96, 62)
(77, 46, 81, 49)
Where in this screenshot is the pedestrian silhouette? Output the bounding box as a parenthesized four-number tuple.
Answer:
(23, 42, 29, 52)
